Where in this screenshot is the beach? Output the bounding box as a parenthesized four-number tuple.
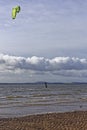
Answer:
(0, 83, 87, 129)
(0, 111, 87, 130)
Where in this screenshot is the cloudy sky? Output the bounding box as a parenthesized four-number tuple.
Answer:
(0, 0, 87, 83)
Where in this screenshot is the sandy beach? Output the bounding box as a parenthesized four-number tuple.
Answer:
(0, 111, 87, 130)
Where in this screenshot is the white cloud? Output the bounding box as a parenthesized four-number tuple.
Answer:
(0, 54, 87, 78)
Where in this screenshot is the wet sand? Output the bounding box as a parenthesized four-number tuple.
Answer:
(0, 111, 87, 130)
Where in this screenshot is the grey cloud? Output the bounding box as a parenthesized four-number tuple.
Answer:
(0, 54, 87, 77)
(52, 70, 87, 78)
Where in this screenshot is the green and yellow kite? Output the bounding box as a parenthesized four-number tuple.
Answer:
(12, 6, 21, 19)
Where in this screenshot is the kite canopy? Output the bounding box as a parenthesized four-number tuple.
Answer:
(12, 6, 21, 19)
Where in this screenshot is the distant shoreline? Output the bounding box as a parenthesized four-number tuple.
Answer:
(0, 82, 87, 84)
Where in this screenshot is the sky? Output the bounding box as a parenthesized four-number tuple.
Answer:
(0, 0, 87, 82)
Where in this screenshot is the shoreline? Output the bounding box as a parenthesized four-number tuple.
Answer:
(0, 110, 87, 130)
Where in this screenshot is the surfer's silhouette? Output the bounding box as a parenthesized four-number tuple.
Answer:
(45, 82, 47, 88)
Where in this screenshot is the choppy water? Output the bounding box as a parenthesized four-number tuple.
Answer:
(0, 83, 87, 118)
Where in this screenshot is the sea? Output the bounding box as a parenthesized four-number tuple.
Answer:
(0, 83, 87, 118)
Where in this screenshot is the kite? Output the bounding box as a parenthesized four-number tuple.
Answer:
(12, 6, 21, 19)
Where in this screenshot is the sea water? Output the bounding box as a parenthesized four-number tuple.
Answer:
(0, 83, 87, 118)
